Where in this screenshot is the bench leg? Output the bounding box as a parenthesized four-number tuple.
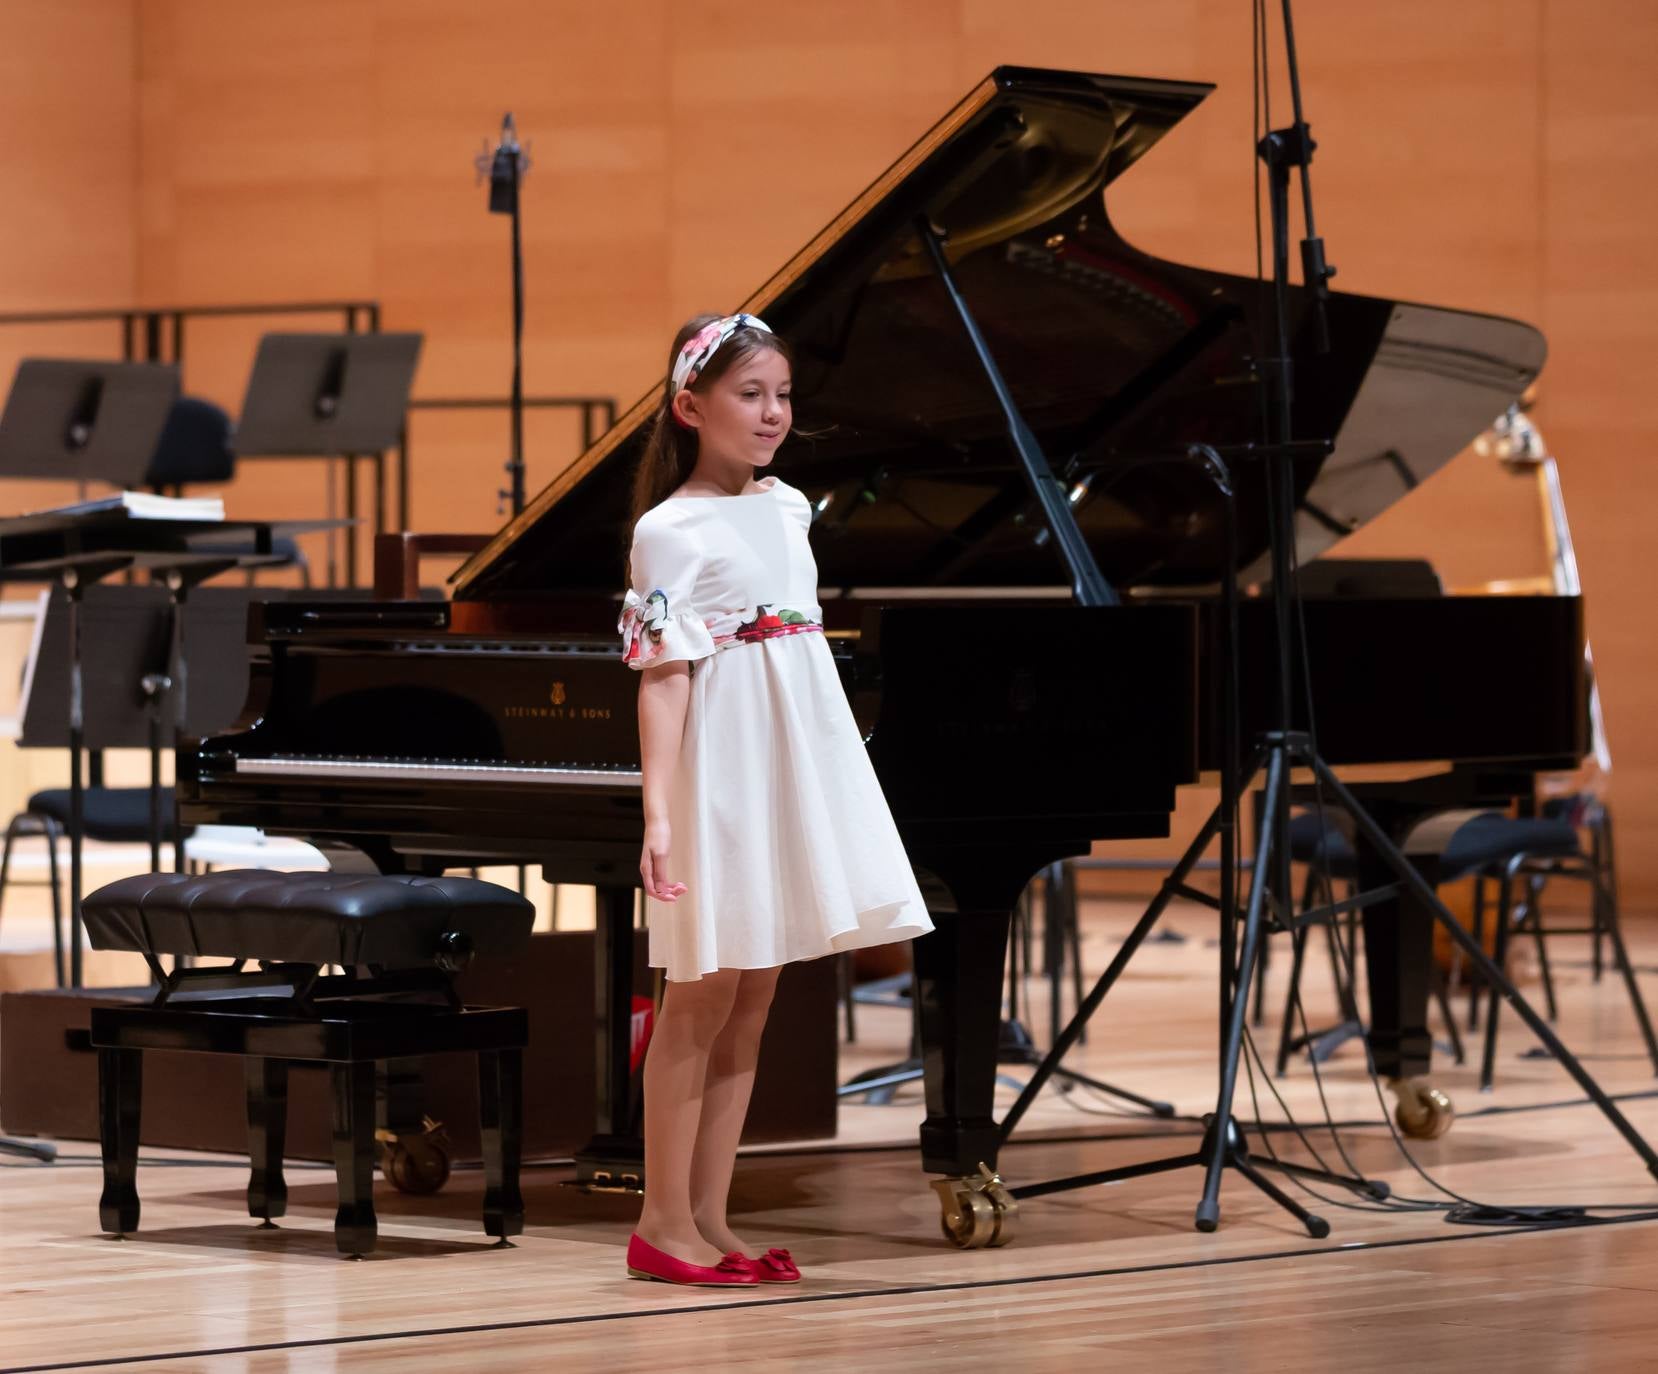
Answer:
(331, 1061, 377, 1256)
(246, 1057, 289, 1224)
(98, 1048, 142, 1235)
(479, 1048, 524, 1241)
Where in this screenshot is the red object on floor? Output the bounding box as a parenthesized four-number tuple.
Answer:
(628, 995, 654, 1073)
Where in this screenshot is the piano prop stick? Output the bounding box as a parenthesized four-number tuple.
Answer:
(231, 331, 423, 588)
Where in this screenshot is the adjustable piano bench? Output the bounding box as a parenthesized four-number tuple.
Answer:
(83, 869, 535, 1257)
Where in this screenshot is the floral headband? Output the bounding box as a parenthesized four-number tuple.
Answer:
(671, 312, 772, 394)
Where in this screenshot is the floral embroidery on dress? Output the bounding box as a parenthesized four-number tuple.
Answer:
(706, 604, 823, 649)
(619, 587, 672, 666)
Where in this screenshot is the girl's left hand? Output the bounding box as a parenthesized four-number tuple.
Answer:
(642, 818, 688, 903)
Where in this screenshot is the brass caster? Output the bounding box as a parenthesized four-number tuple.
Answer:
(931, 1162, 1019, 1249)
(376, 1116, 452, 1194)
(1389, 1078, 1455, 1140)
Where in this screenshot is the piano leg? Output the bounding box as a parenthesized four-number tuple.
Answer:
(1356, 830, 1454, 1140)
(912, 911, 1010, 1177)
(913, 910, 1020, 1249)
(572, 883, 645, 1192)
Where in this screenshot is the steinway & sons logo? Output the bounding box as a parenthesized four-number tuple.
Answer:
(504, 680, 612, 721)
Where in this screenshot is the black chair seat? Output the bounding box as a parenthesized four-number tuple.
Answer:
(83, 869, 535, 968)
(1286, 811, 1357, 877)
(1440, 815, 1581, 881)
(27, 787, 191, 843)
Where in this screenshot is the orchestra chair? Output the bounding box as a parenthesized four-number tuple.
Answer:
(1271, 808, 1467, 1076)
(0, 809, 65, 986)
(83, 869, 533, 1257)
(144, 397, 310, 586)
(1467, 800, 1658, 1091)
(0, 787, 193, 988)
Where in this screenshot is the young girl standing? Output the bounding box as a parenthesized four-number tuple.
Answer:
(619, 312, 933, 1287)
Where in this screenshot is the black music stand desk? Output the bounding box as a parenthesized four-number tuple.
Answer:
(0, 359, 179, 490)
(232, 332, 422, 586)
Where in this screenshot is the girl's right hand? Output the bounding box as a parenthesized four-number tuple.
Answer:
(641, 819, 687, 902)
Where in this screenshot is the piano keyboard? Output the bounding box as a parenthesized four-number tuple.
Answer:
(233, 756, 642, 787)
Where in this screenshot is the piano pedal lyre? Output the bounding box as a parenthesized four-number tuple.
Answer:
(931, 1161, 1018, 1249)
(376, 1116, 453, 1194)
(1387, 1077, 1456, 1140)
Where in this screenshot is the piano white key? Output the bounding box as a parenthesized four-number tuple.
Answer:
(233, 756, 641, 787)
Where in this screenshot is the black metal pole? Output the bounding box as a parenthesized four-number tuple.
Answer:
(509, 165, 525, 517)
(65, 574, 85, 988)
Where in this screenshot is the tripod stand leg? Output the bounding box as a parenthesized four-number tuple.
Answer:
(1197, 748, 1284, 1231)
(1050, 1067, 1174, 1117)
(1227, 1150, 1329, 1239)
(1311, 756, 1658, 1178)
(998, 790, 1241, 1143)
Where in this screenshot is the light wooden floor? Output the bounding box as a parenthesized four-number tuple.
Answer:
(4, 896, 1658, 1373)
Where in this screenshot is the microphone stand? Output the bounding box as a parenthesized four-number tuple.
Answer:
(478, 113, 532, 517)
(958, 0, 1658, 1247)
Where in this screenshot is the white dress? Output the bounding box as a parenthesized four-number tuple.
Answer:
(619, 476, 934, 982)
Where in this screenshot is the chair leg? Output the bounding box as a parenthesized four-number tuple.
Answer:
(1066, 882, 1086, 1045)
(837, 952, 857, 1043)
(1323, 876, 1361, 1025)
(1251, 890, 1272, 1028)
(330, 1061, 378, 1256)
(98, 1047, 143, 1235)
(1431, 970, 1466, 1066)
(0, 816, 15, 952)
(44, 818, 65, 989)
(1274, 929, 1310, 1077)
(1480, 867, 1517, 1092)
(479, 1048, 525, 1241)
(246, 1057, 289, 1223)
(1602, 888, 1658, 1077)
(1467, 873, 1487, 1032)
(1274, 865, 1319, 1076)
(1523, 871, 1558, 1022)
(1590, 814, 1608, 983)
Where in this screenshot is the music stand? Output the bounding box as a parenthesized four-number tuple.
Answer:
(232, 332, 422, 586)
(1, 517, 341, 985)
(0, 359, 179, 490)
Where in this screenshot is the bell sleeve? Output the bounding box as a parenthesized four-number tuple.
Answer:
(619, 515, 718, 670)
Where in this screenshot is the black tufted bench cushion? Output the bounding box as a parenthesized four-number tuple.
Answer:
(83, 869, 534, 969)
(84, 868, 533, 1256)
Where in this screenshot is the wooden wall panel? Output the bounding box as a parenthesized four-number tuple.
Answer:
(0, 0, 138, 532)
(1, 0, 1655, 901)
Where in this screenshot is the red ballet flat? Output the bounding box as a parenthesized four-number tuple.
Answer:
(742, 1247, 802, 1283)
(626, 1234, 759, 1287)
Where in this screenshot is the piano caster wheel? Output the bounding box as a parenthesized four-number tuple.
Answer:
(377, 1117, 452, 1195)
(1389, 1078, 1455, 1140)
(932, 1162, 1018, 1250)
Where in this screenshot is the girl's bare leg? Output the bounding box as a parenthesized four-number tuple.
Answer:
(636, 968, 741, 1265)
(691, 965, 782, 1255)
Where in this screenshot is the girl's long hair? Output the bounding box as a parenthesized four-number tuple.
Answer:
(626, 313, 794, 556)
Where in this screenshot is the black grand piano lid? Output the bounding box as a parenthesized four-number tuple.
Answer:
(452, 64, 1546, 602)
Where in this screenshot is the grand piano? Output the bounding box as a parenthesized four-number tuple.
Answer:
(178, 67, 1582, 1236)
